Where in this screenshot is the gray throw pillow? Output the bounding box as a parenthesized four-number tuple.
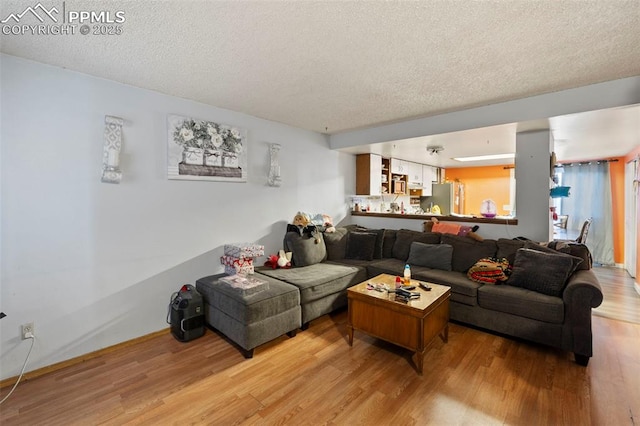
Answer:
(366, 228, 386, 259)
(323, 227, 349, 260)
(523, 241, 583, 273)
(382, 229, 397, 258)
(392, 230, 441, 261)
(546, 241, 592, 270)
(284, 231, 327, 267)
(507, 248, 576, 297)
(496, 238, 525, 265)
(346, 232, 377, 261)
(406, 242, 453, 271)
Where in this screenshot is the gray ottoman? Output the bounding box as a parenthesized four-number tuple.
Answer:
(196, 273, 301, 358)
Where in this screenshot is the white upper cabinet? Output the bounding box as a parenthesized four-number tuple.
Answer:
(369, 154, 382, 196)
(422, 165, 437, 195)
(408, 162, 423, 185)
(390, 158, 409, 175)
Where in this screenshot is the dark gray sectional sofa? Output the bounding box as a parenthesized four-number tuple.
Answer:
(255, 225, 603, 365)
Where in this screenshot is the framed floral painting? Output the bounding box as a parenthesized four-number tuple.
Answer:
(167, 114, 247, 182)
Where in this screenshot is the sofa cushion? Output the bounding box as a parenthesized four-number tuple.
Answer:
(366, 257, 425, 279)
(413, 268, 480, 301)
(391, 230, 441, 261)
(496, 238, 525, 265)
(523, 241, 584, 273)
(506, 248, 580, 297)
(440, 234, 497, 273)
(406, 242, 453, 271)
(382, 229, 397, 258)
(257, 262, 366, 304)
(546, 241, 592, 270)
(478, 284, 564, 324)
(284, 231, 327, 267)
(346, 231, 377, 261)
(323, 227, 349, 261)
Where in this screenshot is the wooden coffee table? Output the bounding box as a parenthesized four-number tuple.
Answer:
(347, 273, 451, 374)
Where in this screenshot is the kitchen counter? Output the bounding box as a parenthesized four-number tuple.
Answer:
(351, 211, 518, 225)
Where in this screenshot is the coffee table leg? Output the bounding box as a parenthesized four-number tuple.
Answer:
(440, 323, 449, 343)
(414, 351, 424, 375)
(347, 324, 354, 346)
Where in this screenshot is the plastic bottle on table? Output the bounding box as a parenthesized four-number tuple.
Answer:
(404, 264, 411, 285)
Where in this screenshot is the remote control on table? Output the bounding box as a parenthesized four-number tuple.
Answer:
(419, 282, 431, 291)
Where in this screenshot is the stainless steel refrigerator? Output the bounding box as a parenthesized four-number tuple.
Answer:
(422, 182, 464, 215)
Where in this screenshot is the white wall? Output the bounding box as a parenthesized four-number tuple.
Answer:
(0, 55, 355, 379)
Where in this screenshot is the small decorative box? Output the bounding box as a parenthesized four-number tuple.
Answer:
(224, 243, 265, 259)
(223, 264, 255, 276)
(221, 255, 255, 275)
(218, 275, 269, 296)
(220, 255, 254, 268)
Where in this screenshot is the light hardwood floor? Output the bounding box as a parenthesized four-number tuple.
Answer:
(1, 272, 638, 425)
(592, 266, 640, 324)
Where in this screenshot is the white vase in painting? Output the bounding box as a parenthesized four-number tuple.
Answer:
(223, 152, 239, 168)
(182, 147, 204, 165)
(204, 149, 222, 167)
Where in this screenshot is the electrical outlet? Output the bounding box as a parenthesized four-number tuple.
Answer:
(21, 322, 34, 339)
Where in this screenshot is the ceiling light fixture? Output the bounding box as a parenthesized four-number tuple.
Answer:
(453, 153, 515, 162)
(426, 145, 444, 155)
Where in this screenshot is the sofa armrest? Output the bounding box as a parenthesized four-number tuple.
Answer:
(562, 269, 603, 309)
(562, 269, 603, 358)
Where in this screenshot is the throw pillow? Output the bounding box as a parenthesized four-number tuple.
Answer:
(284, 231, 327, 267)
(523, 241, 583, 273)
(406, 242, 453, 271)
(424, 220, 472, 236)
(391, 229, 441, 261)
(432, 222, 462, 235)
(382, 229, 397, 258)
(345, 232, 378, 261)
(507, 248, 577, 297)
(467, 257, 511, 284)
(546, 241, 592, 270)
(323, 227, 349, 260)
(496, 238, 526, 265)
(356, 228, 385, 259)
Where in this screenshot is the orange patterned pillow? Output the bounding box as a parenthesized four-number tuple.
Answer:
(467, 257, 511, 284)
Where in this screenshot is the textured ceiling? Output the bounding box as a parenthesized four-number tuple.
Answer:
(1, 0, 639, 165)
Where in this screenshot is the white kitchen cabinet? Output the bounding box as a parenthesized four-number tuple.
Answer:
(422, 165, 436, 195)
(408, 162, 423, 186)
(390, 158, 409, 175)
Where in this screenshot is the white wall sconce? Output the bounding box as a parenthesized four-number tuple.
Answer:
(268, 143, 282, 187)
(101, 115, 123, 184)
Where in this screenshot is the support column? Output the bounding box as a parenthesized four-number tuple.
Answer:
(515, 130, 554, 242)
